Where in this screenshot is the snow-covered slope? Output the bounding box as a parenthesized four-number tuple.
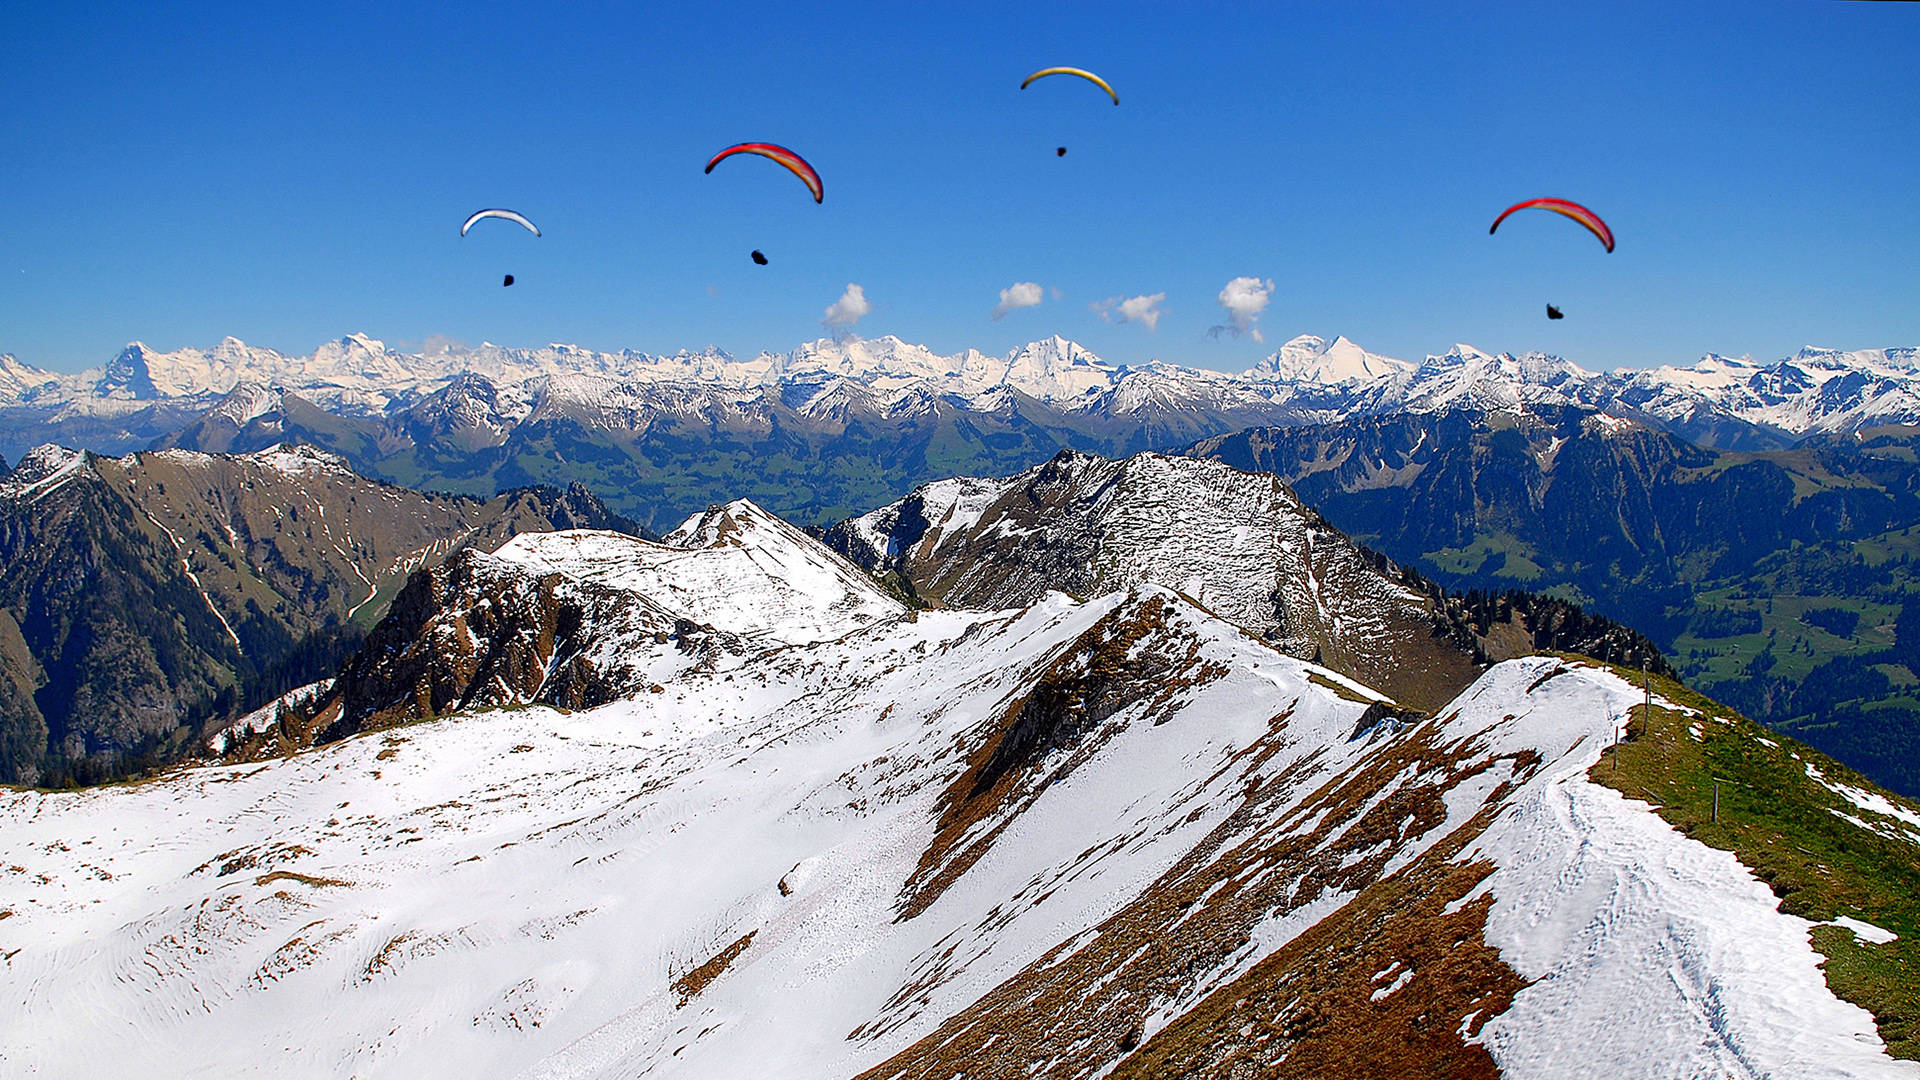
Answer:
(1453, 662, 1905, 1080)
(1, 590, 1909, 1079)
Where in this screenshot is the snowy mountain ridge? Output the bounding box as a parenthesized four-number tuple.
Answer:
(499, 500, 902, 647)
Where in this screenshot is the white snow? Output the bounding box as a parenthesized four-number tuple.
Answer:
(1454, 658, 1914, 1080)
(1828, 916, 1899, 946)
(140, 507, 241, 649)
(1369, 967, 1413, 1002)
(495, 500, 900, 646)
(0, 590, 1380, 1079)
(1251, 334, 1411, 384)
(1805, 762, 1920, 844)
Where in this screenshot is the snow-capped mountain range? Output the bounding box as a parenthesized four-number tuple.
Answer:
(4, 332, 1918, 447)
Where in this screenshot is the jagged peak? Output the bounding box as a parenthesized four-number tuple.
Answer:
(0, 443, 93, 501)
(665, 497, 800, 550)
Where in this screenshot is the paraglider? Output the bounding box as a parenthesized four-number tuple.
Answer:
(1489, 198, 1614, 252)
(460, 209, 541, 237)
(751, 250, 768, 265)
(704, 143, 823, 204)
(1020, 67, 1119, 105)
(461, 210, 537, 289)
(1056, 146, 1067, 157)
(1547, 304, 1563, 319)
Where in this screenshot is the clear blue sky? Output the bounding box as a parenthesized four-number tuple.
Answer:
(2, 0, 1915, 374)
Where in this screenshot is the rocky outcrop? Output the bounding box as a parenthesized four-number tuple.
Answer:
(232, 502, 901, 751)
(323, 549, 741, 739)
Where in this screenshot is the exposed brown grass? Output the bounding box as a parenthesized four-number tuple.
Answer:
(253, 869, 350, 888)
(672, 931, 755, 1007)
(1110, 845, 1519, 1079)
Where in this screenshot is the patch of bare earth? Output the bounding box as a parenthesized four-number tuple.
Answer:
(1109, 833, 1521, 1079)
(252, 869, 350, 888)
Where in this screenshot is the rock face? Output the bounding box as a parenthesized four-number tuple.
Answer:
(829, 450, 1578, 711)
(0, 444, 635, 785)
(2, 583, 1912, 1080)
(323, 548, 743, 738)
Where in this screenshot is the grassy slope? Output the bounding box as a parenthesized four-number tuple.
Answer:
(1584, 658, 1920, 1059)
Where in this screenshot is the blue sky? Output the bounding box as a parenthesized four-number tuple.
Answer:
(2, 0, 1915, 373)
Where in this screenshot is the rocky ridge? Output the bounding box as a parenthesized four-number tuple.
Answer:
(221, 499, 902, 754)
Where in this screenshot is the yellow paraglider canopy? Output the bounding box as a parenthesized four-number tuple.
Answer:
(1020, 67, 1118, 105)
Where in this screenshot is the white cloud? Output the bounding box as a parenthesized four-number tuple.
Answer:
(821, 283, 873, 328)
(1093, 292, 1167, 332)
(1212, 276, 1274, 343)
(991, 281, 1045, 320)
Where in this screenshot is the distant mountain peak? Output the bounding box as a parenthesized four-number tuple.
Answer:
(1256, 334, 1408, 383)
(97, 343, 160, 399)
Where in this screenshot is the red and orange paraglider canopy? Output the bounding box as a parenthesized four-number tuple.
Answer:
(1489, 198, 1614, 253)
(704, 143, 824, 204)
